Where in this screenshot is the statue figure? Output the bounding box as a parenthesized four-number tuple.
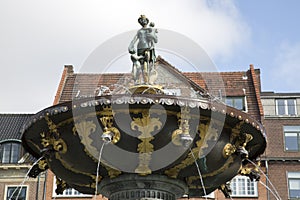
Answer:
(129, 15, 158, 84)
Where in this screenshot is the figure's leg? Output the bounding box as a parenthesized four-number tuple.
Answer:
(143, 51, 150, 84)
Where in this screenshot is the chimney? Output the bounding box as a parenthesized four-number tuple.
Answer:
(64, 65, 74, 74)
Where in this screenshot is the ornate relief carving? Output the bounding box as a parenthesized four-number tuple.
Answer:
(40, 116, 67, 154)
(131, 111, 162, 175)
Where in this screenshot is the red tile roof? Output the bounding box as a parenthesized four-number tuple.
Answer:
(54, 57, 262, 121)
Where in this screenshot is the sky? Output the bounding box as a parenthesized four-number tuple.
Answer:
(0, 0, 300, 113)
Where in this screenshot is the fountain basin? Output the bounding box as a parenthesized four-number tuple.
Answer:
(21, 93, 266, 198)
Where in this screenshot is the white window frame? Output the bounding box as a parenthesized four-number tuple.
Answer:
(5, 185, 28, 200)
(276, 99, 297, 116)
(284, 126, 300, 152)
(52, 177, 92, 198)
(287, 172, 300, 199)
(203, 192, 215, 198)
(230, 176, 258, 197)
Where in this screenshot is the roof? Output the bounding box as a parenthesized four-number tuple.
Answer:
(0, 114, 33, 141)
(261, 91, 300, 98)
(53, 57, 263, 120)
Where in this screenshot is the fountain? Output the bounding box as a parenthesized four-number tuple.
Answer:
(21, 15, 266, 199)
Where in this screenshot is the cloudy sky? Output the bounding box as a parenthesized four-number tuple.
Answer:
(0, 0, 299, 113)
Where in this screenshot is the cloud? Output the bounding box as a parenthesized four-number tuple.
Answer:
(0, 0, 251, 112)
(271, 42, 300, 92)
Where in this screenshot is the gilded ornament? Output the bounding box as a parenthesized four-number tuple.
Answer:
(131, 111, 162, 175)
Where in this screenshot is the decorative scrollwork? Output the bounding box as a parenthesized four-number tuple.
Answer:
(40, 116, 67, 154)
(223, 143, 236, 158)
(131, 111, 162, 175)
(172, 107, 193, 147)
(99, 106, 120, 144)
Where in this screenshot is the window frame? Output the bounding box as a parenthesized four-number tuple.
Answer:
(52, 177, 92, 198)
(0, 141, 24, 164)
(225, 96, 247, 112)
(230, 175, 258, 197)
(276, 99, 297, 116)
(283, 126, 300, 152)
(287, 172, 300, 199)
(5, 185, 28, 200)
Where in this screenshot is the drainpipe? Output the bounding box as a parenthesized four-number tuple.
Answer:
(36, 174, 40, 200)
(43, 171, 48, 200)
(265, 159, 270, 200)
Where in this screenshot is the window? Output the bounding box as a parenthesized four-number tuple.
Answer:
(61, 188, 82, 196)
(6, 186, 27, 200)
(288, 172, 300, 199)
(53, 177, 92, 197)
(164, 88, 181, 96)
(284, 126, 300, 151)
(0, 142, 24, 164)
(225, 97, 246, 111)
(276, 99, 297, 115)
(230, 176, 258, 197)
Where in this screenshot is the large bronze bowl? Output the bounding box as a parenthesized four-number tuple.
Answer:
(21, 93, 266, 198)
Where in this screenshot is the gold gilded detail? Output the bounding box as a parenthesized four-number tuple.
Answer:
(165, 123, 219, 178)
(197, 123, 219, 158)
(100, 117, 121, 144)
(40, 116, 67, 154)
(38, 159, 48, 170)
(131, 111, 162, 175)
(99, 105, 120, 144)
(55, 178, 68, 194)
(172, 107, 193, 146)
(40, 133, 67, 154)
(243, 133, 253, 147)
(223, 143, 236, 158)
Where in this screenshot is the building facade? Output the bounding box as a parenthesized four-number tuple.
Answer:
(0, 114, 46, 200)
(261, 92, 300, 200)
(2, 58, 289, 200)
(44, 58, 268, 200)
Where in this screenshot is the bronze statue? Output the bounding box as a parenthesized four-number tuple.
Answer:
(129, 15, 158, 84)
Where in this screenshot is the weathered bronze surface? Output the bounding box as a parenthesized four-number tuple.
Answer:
(21, 15, 266, 199)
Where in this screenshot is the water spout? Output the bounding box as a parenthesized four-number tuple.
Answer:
(190, 148, 208, 200)
(246, 159, 281, 200)
(94, 141, 108, 200)
(259, 181, 281, 200)
(9, 156, 44, 200)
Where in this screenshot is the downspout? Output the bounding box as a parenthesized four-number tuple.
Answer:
(43, 171, 48, 200)
(36, 174, 40, 200)
(265, 159, 270, 200)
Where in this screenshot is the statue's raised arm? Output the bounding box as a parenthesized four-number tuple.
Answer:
(129, 15, 158, 85)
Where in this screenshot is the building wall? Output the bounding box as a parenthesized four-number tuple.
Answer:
(45, 168, 106, 200)
(262, 93, 300, 200)
(44, 64, 267, 200)
(263, 118, 300, 157)
(267, 162, 300, 200)
(0, 165, 46, 200)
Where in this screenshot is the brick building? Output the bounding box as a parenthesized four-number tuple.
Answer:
(261, 92, 300, 200)
(44, 57, 268, 200)
(0, 114, 46, 200)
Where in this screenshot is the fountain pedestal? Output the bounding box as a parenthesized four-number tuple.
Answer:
(99, 174, 187, 200)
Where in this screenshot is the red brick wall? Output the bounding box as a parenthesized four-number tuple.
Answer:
(267, 161, 300, 200)
(263, 118, 300, 157)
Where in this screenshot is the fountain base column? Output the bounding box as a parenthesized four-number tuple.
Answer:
(99, 174, 188, 200)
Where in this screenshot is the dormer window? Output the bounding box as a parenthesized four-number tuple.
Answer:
(225, 96, 247, 111)
(0, 141, 24, 164)
(276, 99, 297, 116)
